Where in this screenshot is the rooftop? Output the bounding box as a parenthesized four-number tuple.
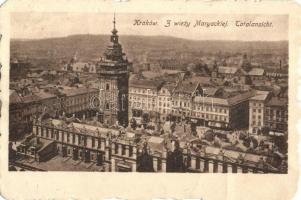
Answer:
(174, 81, 200, 94)
(248, 68, 265, 76)
(129, 79, 164, 90)
(218, 66, 238, 74)
(267, 97, 288, 107)
(60, 87, 97, 96)
(250, 90, 270, 101)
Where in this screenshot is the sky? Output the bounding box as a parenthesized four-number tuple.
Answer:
(11, 13, 288, 41)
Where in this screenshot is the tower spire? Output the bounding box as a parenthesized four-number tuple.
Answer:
(113, 13, 116, 30)
(112, 13, 118, 35)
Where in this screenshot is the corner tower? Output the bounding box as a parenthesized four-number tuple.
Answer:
(97, 14, 129, 126)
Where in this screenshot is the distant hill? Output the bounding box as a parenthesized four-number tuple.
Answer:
(11, 34, 288, 64)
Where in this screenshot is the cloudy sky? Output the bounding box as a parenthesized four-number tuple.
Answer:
(11, 13, 288, 41)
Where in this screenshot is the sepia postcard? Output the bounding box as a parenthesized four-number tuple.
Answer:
(0, 0, 300, 200)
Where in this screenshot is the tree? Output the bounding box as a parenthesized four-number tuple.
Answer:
(261, 126, 270, 135)
(137, 143, 154, 172)
(141, 113, 150, 129)
(166, 141, 185, 172)
(204, 131, 215, 142)
(130, 118, 137, 130)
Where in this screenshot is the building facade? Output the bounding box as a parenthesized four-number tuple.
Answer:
(128, 79, 164, 124)
(13, 119, 284, 173)
(248, 91, 270, 134)
(264, 97, 288, 134)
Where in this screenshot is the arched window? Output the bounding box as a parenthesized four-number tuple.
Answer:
(106, 103, 110, 110)
(106, 83, 110, 90)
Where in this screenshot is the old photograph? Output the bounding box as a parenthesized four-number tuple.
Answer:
(8, 13, 288, 173)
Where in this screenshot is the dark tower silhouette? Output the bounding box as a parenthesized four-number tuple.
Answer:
(97, 14, 129, 126)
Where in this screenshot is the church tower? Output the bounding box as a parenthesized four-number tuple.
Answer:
(97, 14, 129, 126)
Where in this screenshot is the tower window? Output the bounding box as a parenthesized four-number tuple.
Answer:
(106, 103, 110, 110)
(106, 83, 110, 90)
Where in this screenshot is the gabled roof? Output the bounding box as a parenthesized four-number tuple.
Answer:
(174, 81, 200, 95)
(160, 82, 176, 94)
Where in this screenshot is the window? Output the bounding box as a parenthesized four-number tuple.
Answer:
(122, 145, 126, 155)
(98, 139, 101, 148)
(106, 83, 110, 90)
(115, 143, 118, 154)
(92, 138, 95, 147)
(78, 135, 81, 144)
(129, 146, 133, 157)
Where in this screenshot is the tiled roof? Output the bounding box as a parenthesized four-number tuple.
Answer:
(174, 81, 199, 94)
(227, 90, 254, 106)
(267, 97, 288, 107)
(129, 79, 164, 90)
(160, 82, 176, 93)
(250, 90, 270, 101)
(203, 87, 220, 97)
(60, 87, 97, 96)
(194, 91, 254, 106)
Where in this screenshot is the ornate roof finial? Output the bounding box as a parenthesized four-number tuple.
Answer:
(112, 13, 118, 35)
(113, 12, 116, 30)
